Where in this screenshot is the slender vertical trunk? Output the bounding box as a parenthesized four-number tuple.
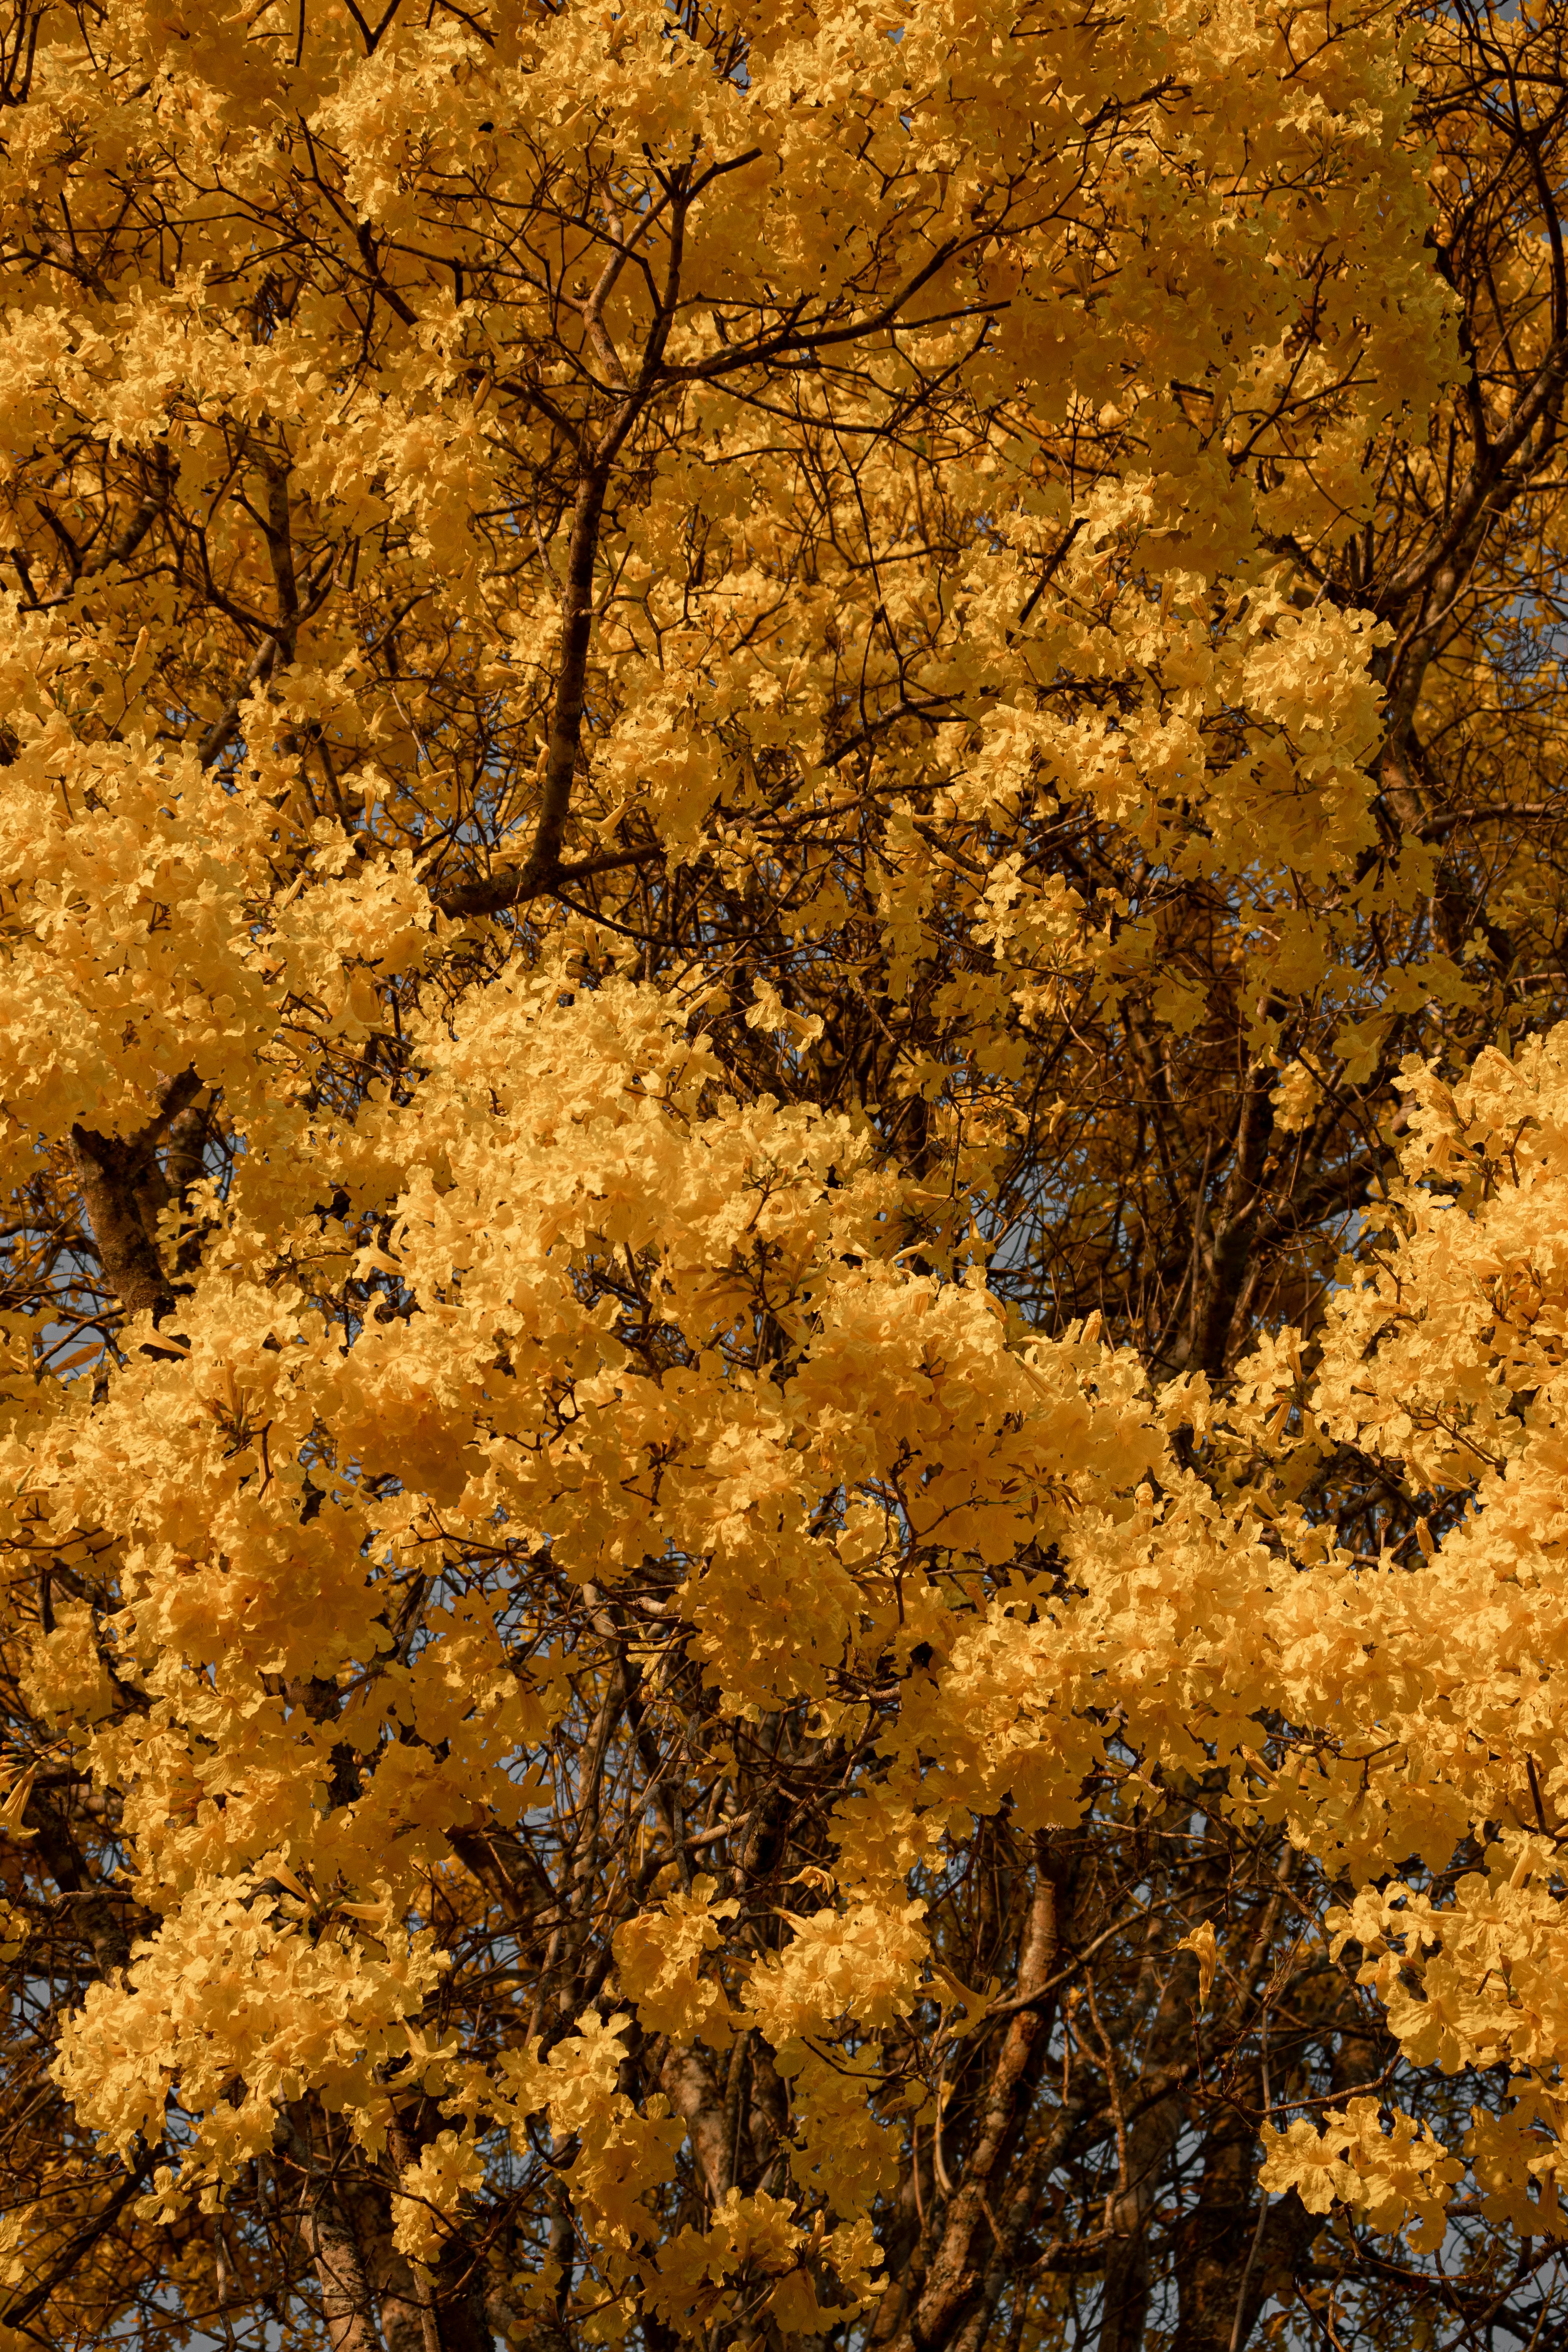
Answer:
(887, 1839, 1069, 2352)
(1094, 2074, 1183, 2352)
(283, 2106, 383, 2352)
(1093, 1938, 1200, 2352)
(298, 2183, 384, 2352)
(1172, 2025, 1379, 2352)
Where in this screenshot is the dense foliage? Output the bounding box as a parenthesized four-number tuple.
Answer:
(4, 1, 1568, 2347)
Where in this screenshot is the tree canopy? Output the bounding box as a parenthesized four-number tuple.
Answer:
(3, 0, 1568, 2347)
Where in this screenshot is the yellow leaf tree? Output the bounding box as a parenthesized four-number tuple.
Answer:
(2, 0, 1568, 2348)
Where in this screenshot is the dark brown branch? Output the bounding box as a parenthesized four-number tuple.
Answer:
(0, 2162, 149, 2332)
(71, 1069, 201, 1324)
(888, 1847, 1067, 2352)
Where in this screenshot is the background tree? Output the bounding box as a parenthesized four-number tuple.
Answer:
(2, 2, 1568, 2350)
